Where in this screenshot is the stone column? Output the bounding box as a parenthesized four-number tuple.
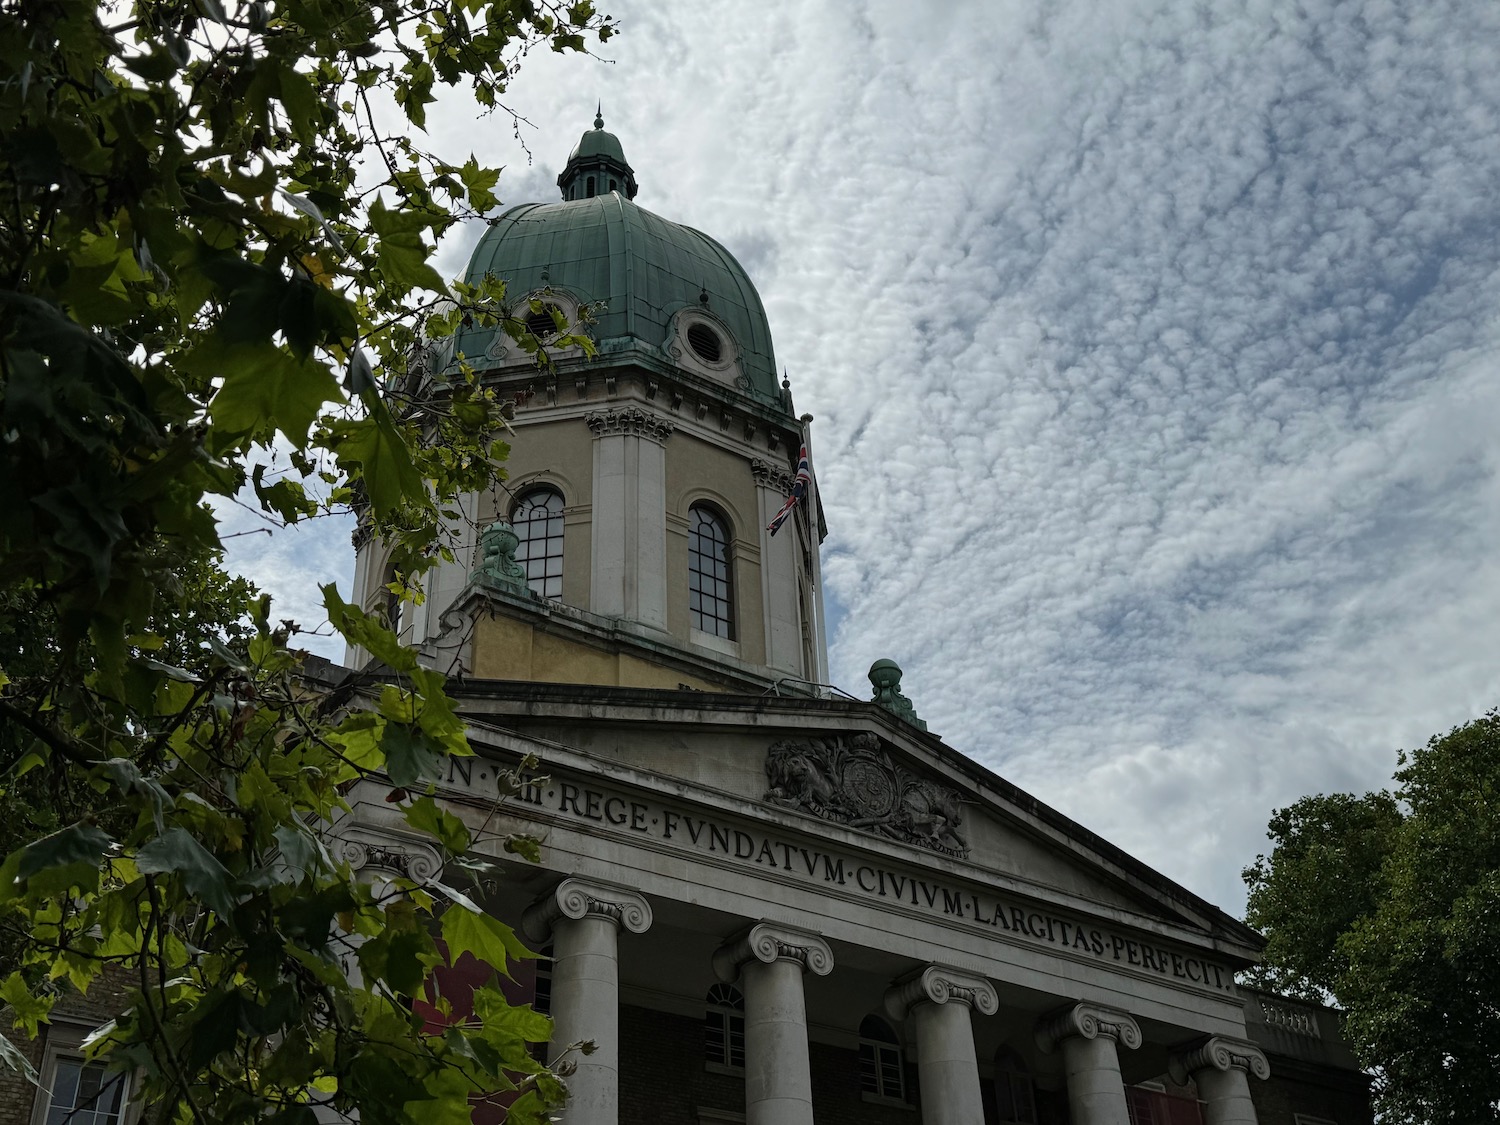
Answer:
(1169, 1037, 1270, 1125)
(884, 964, 998, 1125)
(713, 921, 834, 1125)
(1035, 1002, 1141, 1125)
(522, 878, 653, 1125)
(587, 407, 673, 629)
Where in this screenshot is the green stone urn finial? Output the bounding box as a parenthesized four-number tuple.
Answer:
(868, 658, 927, 731)
(472, 519, 530, 594)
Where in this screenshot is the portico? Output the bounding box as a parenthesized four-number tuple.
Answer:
(336, 684, 1272, 1125)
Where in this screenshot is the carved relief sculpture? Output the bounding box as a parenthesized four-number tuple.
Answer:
(764, 732, 969, 857)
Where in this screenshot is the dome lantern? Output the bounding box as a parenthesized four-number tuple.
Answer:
(557, 106, 638, 201)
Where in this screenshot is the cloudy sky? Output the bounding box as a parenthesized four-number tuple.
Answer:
(226, 0, 1500, 916)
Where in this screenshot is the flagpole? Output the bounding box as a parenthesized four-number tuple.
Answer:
(798, 412, 830, 686)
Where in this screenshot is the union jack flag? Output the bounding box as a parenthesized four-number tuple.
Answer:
(767, 445, 811, 536)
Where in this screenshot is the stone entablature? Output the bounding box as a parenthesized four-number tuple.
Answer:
(423, 747, 1244, 1014)
(750, 458, 795, 494)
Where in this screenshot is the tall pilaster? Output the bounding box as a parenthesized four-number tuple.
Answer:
(523, 878, 653, 1125)
(1169, 1036, 1270, 1125)
(1035, 1002, 1141, 1125)
(751, 458, 805, 676)
(587, 407, 674, 628)
(713, 921, 834, 1125)
(885, 964, 998, 1125)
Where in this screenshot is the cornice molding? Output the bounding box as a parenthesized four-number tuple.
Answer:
(521, 877, 653, 941)
(1035, 1001, 1142, 1054)
(885, 964, 999, 1021)
(585, 405, 674, 444)
(1168, 1035, 1271, 1083)
(712, 920, 834, 981)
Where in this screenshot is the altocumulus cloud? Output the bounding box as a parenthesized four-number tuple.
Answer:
(232, 0, 1500, 914)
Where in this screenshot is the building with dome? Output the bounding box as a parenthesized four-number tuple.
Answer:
(1, 116, 1374, 1125)
(325, 114, 1378, 1125)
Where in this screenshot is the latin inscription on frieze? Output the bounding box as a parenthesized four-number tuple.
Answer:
(440, 758, 1234, 993)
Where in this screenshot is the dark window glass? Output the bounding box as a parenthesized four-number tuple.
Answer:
(511, 487, 565, 598)
(586, 176, 596, 197)
(704, 984, 745, 1068)
(858, 1016, 904, 1100)
(46, 1059, 125, 1125)
(688, 505, 734, 638)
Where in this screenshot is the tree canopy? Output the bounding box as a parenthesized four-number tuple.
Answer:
(1243, 708, 1500, 1125)
(0, 0, 611, 1119)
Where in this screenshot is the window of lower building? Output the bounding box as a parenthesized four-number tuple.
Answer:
(858, 1014, 905, 1101)
(994, 1048, 1037, 1123)
(1126, 1085, 1204, 1125)
(703, 983, 745, 1070)
(39, 1056, 127, 1125)
(532, 943, 554, 1016)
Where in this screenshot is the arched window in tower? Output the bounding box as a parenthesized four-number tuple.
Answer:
(703, 983, 745, 1069)
(858, 1015, 905, 1101)
(586, 175, 596, 197)
(994, 1047, 1038, 1123)
(510, 487, 565, 598)
(688, 504, 735, 639)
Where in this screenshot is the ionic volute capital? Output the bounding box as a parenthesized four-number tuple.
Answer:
(521, 877, 653, 942)
(1168, 1036, 1271, 1084)
(713, 920, 834, 981)
(885, 964, 999, 1021)
(1035, 1001, 1142, 1054)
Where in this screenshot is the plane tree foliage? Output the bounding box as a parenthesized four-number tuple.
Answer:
(0, 0, 611, 1119)
(1243, 709, 1500, 1124)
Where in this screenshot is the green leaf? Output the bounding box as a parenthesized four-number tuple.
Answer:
(16, 822, 116, 879)
(369, 198, 446, 292)
(380, 722, 443, 789)
(0, 1029, 40, 1085)
(328, 402, 424, 519)
(200, 336, 344, 442)
(459, 157, 500, 213)
(440, 905, 529, 975)
(403, 797, 469, 853)
(135, 828, 238, 918)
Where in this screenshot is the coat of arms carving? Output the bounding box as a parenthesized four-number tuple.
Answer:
(763, 732, 969, 858)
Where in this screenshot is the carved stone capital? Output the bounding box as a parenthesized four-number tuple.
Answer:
(885, 964, 999, 1021)
(750, 458, 795, 493)
(585, 406, 674, 445)
(713, 921, 834, 982)
(1168, 1036, 1271, 1084)
(1035, 1001, 1142, 1054)
(521, 877, 653, 942)
(338, 834, 443, 883)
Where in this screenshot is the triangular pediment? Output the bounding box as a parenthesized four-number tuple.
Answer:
(446, 681, 1262, 957)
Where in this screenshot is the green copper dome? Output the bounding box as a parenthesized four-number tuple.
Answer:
(457, 116, 780, 402)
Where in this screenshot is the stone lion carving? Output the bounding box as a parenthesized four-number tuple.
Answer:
(764, 733, 968, 857)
